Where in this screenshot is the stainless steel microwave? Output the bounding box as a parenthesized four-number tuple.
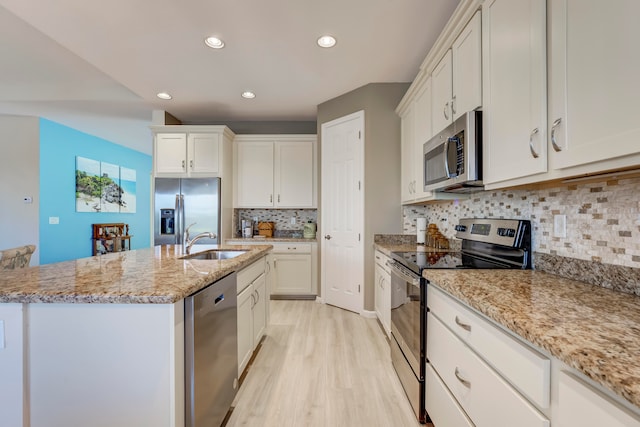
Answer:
(423, 111, 483, 193)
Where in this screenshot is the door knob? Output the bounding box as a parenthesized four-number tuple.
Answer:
(324, 235, 332, 240)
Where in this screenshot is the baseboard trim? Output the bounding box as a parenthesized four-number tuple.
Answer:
(360, 309, 377, 318)
(270, 294, 317, 301)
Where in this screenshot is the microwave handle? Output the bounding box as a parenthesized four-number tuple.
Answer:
(444, 137, 459, 178)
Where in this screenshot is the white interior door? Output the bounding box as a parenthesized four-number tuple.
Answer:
(321, 111, 364, 314)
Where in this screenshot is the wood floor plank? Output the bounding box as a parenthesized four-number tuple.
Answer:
(227, 300, 428, 427)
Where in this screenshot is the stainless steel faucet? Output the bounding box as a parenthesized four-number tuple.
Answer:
(184, 223, 217, 254)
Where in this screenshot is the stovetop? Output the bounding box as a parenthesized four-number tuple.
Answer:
(390, 218, 532, 275)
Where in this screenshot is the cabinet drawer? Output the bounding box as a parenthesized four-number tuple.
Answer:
(428, 286, 550, 408)
(557, 370, 640, 427)
(428, 313, 549, 427)
(272, 243, 311, 254)
(425, 362, 474, 427)
(237, 257, 266, 293)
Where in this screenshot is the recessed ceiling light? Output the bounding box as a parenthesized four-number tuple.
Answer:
(156, 92, 172, 100)
(317, 35, 337, 48)
(241, 91, 256, 99)
(204, 36, 225, 49)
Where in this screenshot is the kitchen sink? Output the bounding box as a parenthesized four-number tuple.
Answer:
(183, 250, 248, 260)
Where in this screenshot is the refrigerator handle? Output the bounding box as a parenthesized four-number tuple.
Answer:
(174, 194, 181, 245)
(180, 194, 186, 245)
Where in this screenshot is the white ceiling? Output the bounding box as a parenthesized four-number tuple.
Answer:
(0, 0, 461, 154)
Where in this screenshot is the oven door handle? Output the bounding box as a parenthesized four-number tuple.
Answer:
(387, 260, 420, 286)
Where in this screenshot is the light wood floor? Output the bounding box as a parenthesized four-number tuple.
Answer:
(227, 300, 433, 427)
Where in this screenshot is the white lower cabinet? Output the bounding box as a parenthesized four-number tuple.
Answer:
(556, 370, 640, 427)
(425, 362, 475, 427)
(373, 250, 391, 337)
(428, 312, 549, 427)
(237, 257, 268, 376)
(271, 243, 317, 296)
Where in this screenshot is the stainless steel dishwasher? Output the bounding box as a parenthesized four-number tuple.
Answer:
(185, 272, 238, 427)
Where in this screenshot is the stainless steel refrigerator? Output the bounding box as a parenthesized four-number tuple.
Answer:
(154, 177, 221, 246)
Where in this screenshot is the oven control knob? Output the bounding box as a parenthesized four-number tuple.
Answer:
(497, 227, 507, 236)
(455, 225, 467, 232)
(507, 228, 516, 237)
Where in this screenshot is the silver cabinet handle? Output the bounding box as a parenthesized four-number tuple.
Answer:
(270, 194, 273, 203)
(551, 118, 563, 152)
(278, 194, 280, 203)
(181, 160, 186, 170)
(455, 316, 471, 331)
(189, 159, 193, 169)
(324, 235, 332, 240)
(254, 289, 259, 305)
(529, 128, 540, 158)
(451, 95, 457, 115)
(444, 101, 450, 120)
(455, 367, 471, 388)
(250, 292, 255, 308)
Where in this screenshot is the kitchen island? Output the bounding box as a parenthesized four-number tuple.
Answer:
(0, 244, 272, 427)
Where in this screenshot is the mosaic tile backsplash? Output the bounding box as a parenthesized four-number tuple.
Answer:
(234, 209, 317, 237)
(403, 177, 640, 268)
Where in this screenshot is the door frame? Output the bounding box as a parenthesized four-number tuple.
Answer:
(320, 110, 365, 314)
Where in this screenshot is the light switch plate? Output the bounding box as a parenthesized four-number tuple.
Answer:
(49, 216, 59, 225)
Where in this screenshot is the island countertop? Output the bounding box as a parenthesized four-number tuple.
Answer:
(0, 244, 272, 304)
(425, 269, 640, 409)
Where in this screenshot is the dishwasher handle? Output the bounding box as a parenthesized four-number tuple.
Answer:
(387, 260, 421, 286)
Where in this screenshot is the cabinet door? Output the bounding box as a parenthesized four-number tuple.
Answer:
(374, 263, 383, 320)
(452, 11, 482, 119)
(548, 0, 640, 170)
(412, 78, 433, 201)
(155, 133, 187, 175)
(432, 49, 453, 135)
(274, 140, 314, 207)
(237, 284, 254, 376)
(557, 371, 640, 427)
(483, 0, 547, 185)
(236, 141, 275, 207)
(272, 254, 312, 294)
(252, 273, 267, 347)
(188, 133, 220, 176)
(400, 104, 416, 203)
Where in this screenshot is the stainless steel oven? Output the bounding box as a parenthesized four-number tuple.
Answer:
(388, 218, 532, 424)
(388, 260, 426, 423)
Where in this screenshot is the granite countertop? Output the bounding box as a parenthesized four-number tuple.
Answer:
(0, 244, 272, 304)
(425, 269, 640, 409)
(226, 237, 318, 243)
(374, 243, 451, 256)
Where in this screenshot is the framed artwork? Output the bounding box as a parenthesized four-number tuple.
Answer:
(75, 156, 137, 213)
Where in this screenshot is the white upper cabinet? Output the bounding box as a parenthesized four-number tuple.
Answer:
(235, 135, 316, 208)
(482, 0, 547, 185)
(548, 0, 640, 170)
(153, 126, 233, 178)
(236, 140, 274, 207)
(401, 77, 435, 204)
(400, 98, 417, 203)
(452, 11, 482, 119)
(432, 11, 482, 136)
(432, 50, 454, 135)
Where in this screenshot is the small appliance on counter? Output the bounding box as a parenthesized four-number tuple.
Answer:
(241, 220, 254, 238)
(303, 221, 317, 239)
(258, 222, 274, 237)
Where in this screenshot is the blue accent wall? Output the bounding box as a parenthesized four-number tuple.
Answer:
(39, 119, 152, 264)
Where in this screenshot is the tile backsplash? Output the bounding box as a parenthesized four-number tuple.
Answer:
(234, 209, 317, 237)
(403, 176, 640, 268)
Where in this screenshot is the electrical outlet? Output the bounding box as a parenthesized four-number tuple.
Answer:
(553, 214, 567, 238)
(0, 320, 4, 349)
(290, 217, 296, 225)
(49, 216, 59, 225)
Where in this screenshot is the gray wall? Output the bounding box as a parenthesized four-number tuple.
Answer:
(0, 115, 40, 265)
(187, 121, 317, 135)
(317, 82, 409, 311)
